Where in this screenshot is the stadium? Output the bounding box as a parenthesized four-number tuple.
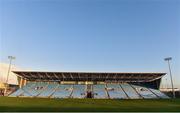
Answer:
(1, 71, 179, 112)
(9, 71, 169, 99)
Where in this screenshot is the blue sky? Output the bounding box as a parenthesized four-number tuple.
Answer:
(0, 0, 180, 88)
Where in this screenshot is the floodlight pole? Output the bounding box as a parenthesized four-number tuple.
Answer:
(166, 78, 168, 89)
(4, 56, 16, 95)
(164, 57, 175, 98)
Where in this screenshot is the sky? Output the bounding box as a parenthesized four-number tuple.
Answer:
(0, 0, 180, 88)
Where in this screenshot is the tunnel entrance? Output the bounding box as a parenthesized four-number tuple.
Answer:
(86, 91, 93, 98)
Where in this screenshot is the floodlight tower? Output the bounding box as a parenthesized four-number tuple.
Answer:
(164, 57, 175, 98)
(5, 56, 16, 95)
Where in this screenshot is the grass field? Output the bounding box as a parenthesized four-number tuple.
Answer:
(0, 97, 180, 112)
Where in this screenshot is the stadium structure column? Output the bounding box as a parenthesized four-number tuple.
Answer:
(19, 78, 24, 88)
(23, 79, 27, 86)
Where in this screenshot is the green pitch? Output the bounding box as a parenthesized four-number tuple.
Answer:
(0, 97, 180, 112)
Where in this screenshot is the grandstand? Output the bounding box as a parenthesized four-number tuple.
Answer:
(9, 71, 169, 99)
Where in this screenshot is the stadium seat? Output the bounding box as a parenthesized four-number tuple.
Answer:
(9, 88, 24, 97)
(149, 88, 169, 99)
(9, 82, 169, 99)
(107, 84, 128, 99)
(51, 85, 72, 98)
(71, 85, 86, 98)
(93, 84, 108, 99)
(131, 84, 158, 99)
(120, 83, 141, 99)
(38, 82, 59, 97)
